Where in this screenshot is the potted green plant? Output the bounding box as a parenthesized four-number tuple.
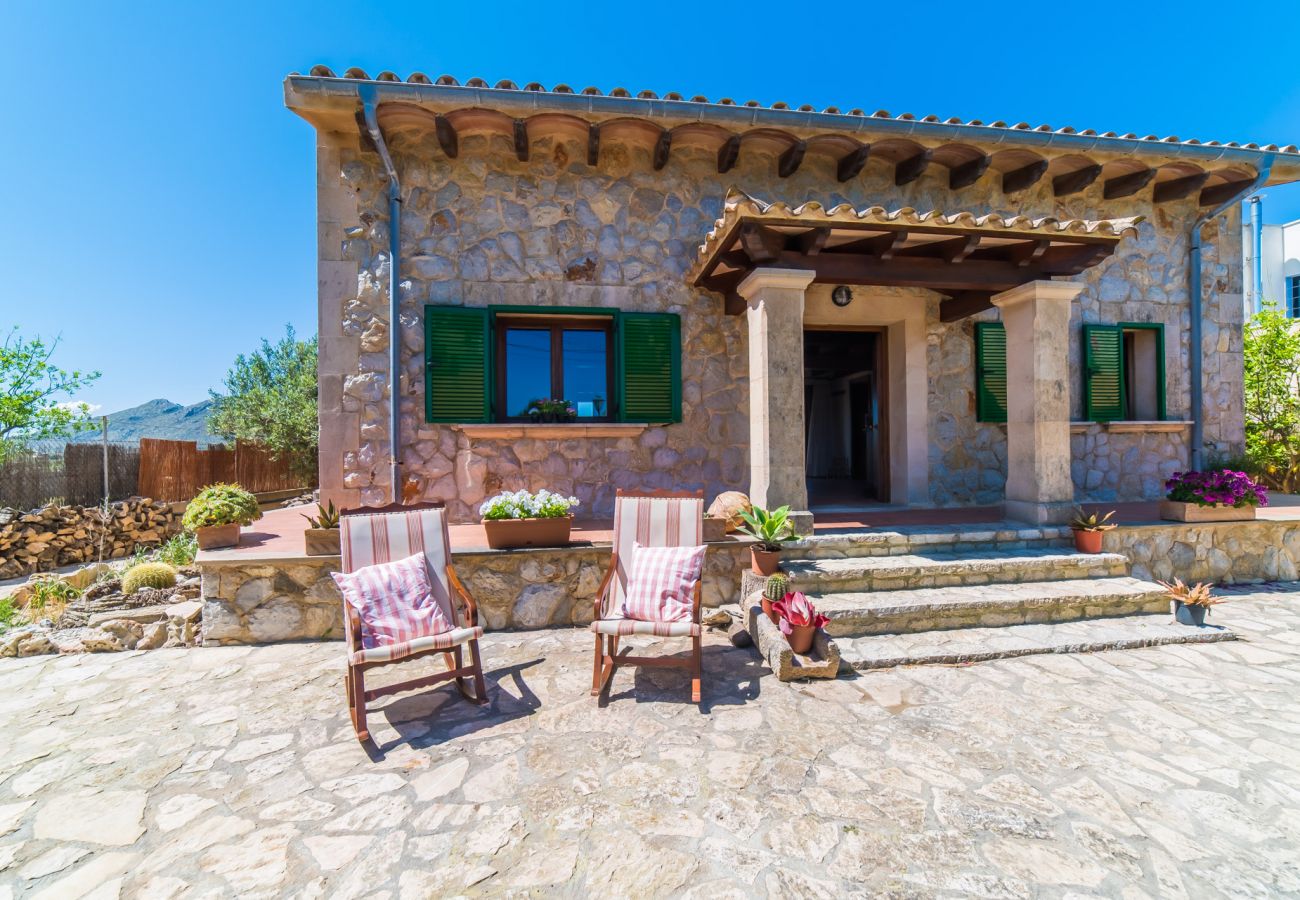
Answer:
(736, 504, 797, 575)
(771, 591, 829, 655)
(301, 500, 341, 556)
(479, 489, 579, 549)
(1158, 577, 1222, 627)
(182, 483, 262, 550)
(1160, 469, 1268, 523)
(1068, 508, 1117, 554)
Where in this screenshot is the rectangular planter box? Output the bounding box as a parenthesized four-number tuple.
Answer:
(196, 523, 241, 550)
(1159, 500, 1256, 523)
(304, 528, 340, 557)
(703, 516, 727, 543)
(482, 515, 573, 550)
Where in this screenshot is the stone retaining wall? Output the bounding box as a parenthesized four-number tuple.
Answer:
(1104, 519, 1300, 584)
(0, 499, 183, 580)
(200, 539, 752, 645)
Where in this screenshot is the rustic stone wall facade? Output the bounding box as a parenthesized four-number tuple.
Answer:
(200, 540, 751, 645)
(315, 125, 1246, 519)
(0, 499, 183, 580)
(1104, 519, 1300, 584)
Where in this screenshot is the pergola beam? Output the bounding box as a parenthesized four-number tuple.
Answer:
(939, 291, 996, 322)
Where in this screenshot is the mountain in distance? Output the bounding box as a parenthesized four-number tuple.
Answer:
(70, 398, 219, 445)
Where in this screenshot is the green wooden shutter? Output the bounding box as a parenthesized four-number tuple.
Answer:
(618, 313, 681, 423)
(1084, 324, 1125, 421)
(974, 322, 1007, 423)
(424, 306, 490, 423)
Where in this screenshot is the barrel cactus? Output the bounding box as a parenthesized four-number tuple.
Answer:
(122, 562, 178, 594)
(763, 572, 789, 603)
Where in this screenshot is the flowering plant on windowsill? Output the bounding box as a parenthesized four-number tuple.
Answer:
(479, 490, 580, 520)
(1164, 470, 1268, 508)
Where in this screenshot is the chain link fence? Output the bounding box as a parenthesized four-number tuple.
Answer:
(0, 439, 141, 511)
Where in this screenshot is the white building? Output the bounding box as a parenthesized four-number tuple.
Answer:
(1242, 197, 1300, 317)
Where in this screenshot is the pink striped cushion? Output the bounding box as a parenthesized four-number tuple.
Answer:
(620, 542, 706, 623)
(332, 553, 453, 650)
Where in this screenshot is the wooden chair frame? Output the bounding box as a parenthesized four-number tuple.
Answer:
(591, 490, 705, 705)
(340, 503, 488, 742)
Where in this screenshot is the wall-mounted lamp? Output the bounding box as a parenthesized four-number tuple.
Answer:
(831, 285, 854, 308)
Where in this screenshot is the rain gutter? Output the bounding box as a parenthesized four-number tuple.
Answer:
(359, 84, 404, 503)
(1188, 153, 1273, 471)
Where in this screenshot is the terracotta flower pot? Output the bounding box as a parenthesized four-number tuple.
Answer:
(751, 547, 781, 576)
(482, 515, 573, 550)
(785, 623, 816, 655)
(761, 596, 778, 623)
(1072, 529, 1104, 554)
(195, 523, 240, 550)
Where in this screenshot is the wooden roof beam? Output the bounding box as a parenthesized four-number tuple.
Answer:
(1154, 172, 1210, 202)
(653, 129, 672, 170)
(939, 291, 996, 322)
(949, 155, 991, 190)
(778, 140, 807, 178)
(1006, 238, 1051, 267)
(717, 135, 741, 173)
(738, 223, 786, 263)
(1103, 168, 1155, 199)
(512, 119, 529, 161)
(836, 145, 871, 182)
(434, 113, 458, 158)
(798, 227, 831, 255)
(587, 123, 600, 166)
(1053, 164, 1102, 197)
(1002, 159, 1049, 193)
(895, 150, 932, 186)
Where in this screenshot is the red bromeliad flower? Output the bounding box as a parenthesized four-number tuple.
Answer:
(771, 591, 829, 635)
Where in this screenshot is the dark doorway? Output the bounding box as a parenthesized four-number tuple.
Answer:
(804, 329, 888, 506)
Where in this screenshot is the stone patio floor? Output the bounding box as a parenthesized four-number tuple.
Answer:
(3, 588, 1300, 898)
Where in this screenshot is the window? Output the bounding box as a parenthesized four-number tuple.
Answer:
(424, 306, 681, 424)
(1083, 323, 1165, 422)
(1288, 275, 1300, 319)
(497, 316, 613, 419)
(973, 322, 1007, 423)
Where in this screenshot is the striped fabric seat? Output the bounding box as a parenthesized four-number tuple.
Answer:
(350, 625, 484, 665)
(593, 494, 704, 628)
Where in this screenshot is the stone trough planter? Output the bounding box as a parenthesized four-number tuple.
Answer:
(1159, 501, 1256, 523)
(744, 597, 840, 681)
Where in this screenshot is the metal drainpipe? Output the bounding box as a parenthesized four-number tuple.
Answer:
(1250, 196, 1264, 313)
(360, 86, 403, 504)
(1188, 153, 1274, 471)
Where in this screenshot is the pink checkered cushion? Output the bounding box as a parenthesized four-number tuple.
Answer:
(332, 553, 453, 650)
(620, 542, 706, 623)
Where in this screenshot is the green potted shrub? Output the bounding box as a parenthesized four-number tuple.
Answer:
(301, 500, 341, 556)
(1068, 508, 1117, 554)
(736, 504, 798, 575)
(183, 483, 262, 550)
(479, 489, 579, 549)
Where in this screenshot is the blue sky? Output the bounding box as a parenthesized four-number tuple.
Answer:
(4, 1, 1299, 414)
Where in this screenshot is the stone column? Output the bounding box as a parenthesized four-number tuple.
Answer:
(737, 268, 816, 519)
(991, 280, 1084, 525)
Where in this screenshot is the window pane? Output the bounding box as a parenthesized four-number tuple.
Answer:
(562, 329, 609, 418)
(504, 328, 551, 417)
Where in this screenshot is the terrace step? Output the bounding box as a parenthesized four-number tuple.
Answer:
(778, 548, 1129, 594)
(838, 614, 1237, 670)
(784, 524, 1072, 560)
(808, 577, 1168, 637)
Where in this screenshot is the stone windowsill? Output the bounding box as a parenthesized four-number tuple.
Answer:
(453, 423, 650, 439)
(1069, 420, 1193, 435)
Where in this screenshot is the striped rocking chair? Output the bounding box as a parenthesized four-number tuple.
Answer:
(590, 490, 707, 705)
(337, 504, 487, 742)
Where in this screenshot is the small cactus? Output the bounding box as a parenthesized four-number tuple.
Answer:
(763, 572, 789, 603)
(122, 562, 178, 594)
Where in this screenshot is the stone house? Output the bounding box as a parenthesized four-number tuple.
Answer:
(285, 69, 1300, 525)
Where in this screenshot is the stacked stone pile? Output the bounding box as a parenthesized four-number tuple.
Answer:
(0, 498, 182, 579)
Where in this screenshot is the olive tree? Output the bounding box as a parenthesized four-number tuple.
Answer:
(0, 329, 100, 461)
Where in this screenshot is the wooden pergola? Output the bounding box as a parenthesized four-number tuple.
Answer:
(688, 190, 1142, 320)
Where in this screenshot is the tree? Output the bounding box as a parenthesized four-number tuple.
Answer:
(1243, 302, 1300, 492)
(0, 329, 100, 460)
(209, 326, 319, 480)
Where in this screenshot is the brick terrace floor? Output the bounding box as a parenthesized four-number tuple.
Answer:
(2, 587, 1300, 897)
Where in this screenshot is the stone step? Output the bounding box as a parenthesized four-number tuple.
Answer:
(838, 614, 1237, 670)
(778, 548, 1129, 594)
(808, 577, 1168, 637)
(784, 524, 1072, 560)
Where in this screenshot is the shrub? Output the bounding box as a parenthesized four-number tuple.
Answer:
(24, 576, 80, 621)
(479, 490, 579, 520)
(154, 532, 198, 568)
(0, 597, 16, 631)
(183, 483, 262, 530)
(1244, 303, 1300, 491)
(1165, 469, 1268, 508)
(122, 562, 178, 594)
